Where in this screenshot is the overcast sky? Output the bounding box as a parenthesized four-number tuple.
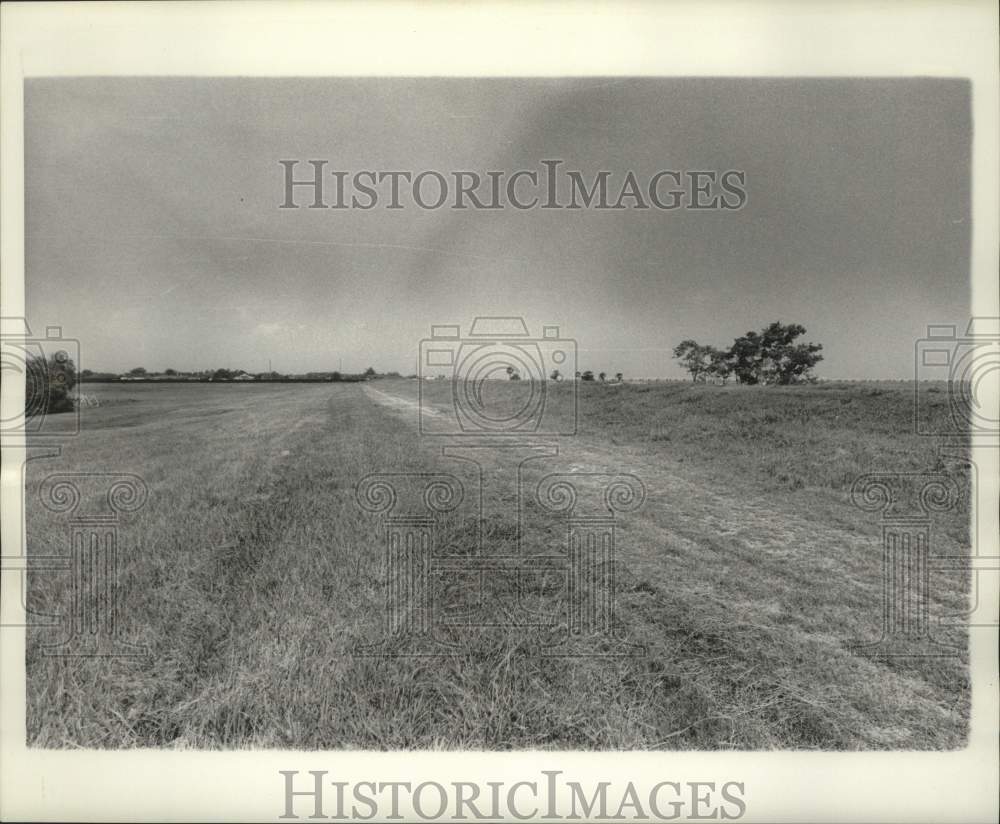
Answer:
(25, 77, 970, 378)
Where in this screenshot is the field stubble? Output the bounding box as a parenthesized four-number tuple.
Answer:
(25, 380, 971, 749)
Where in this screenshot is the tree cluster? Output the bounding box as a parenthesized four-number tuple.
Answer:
(548, 370, 624, 383)
(79, 365, 383, 383)
(673, 322, 823, 385)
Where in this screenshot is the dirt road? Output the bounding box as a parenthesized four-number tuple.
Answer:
(360, 380, 970, 748)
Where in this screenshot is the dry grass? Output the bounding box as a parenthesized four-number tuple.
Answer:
(26, 380, 970, 749)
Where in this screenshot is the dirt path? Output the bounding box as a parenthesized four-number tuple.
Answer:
(362, 381, 870, 556)
(363, 385, 437, 417)
(354, 384, 969, 749)
(360, 382, 968, 632)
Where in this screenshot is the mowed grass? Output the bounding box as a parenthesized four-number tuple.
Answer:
(401, 378, 968, 506)
(25, 380, 970, 749)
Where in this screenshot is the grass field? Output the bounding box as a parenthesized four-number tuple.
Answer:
(26, 379, 971, 749)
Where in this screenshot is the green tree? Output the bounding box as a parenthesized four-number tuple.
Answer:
(727, 332, 762, 385)
(705, 348, 733, 384)
(672, 340, 713, 382)
(677, 323, 823, 385)
(757, 321, 823, 384)
(730, 322, 823, 385)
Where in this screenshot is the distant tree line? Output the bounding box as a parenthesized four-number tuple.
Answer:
(547, 370, 625, 383)
(26, 360, 389, 418)
(79, 365, 383, 383)
(673, 322, 823, 385)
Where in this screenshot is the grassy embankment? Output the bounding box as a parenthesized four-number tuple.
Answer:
(25, 380, 970, 749)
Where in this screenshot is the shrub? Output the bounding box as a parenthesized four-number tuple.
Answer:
(25, 353, 77, 417)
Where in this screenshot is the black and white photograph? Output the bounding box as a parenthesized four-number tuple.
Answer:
(1, 3, 997, 823)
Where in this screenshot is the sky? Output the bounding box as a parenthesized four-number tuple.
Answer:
(25, 77, 970, 378)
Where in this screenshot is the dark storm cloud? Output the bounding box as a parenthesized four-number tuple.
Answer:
(26, 77, 969, 377)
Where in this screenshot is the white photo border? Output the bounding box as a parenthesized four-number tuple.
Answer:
(1, 2, 997, 822)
